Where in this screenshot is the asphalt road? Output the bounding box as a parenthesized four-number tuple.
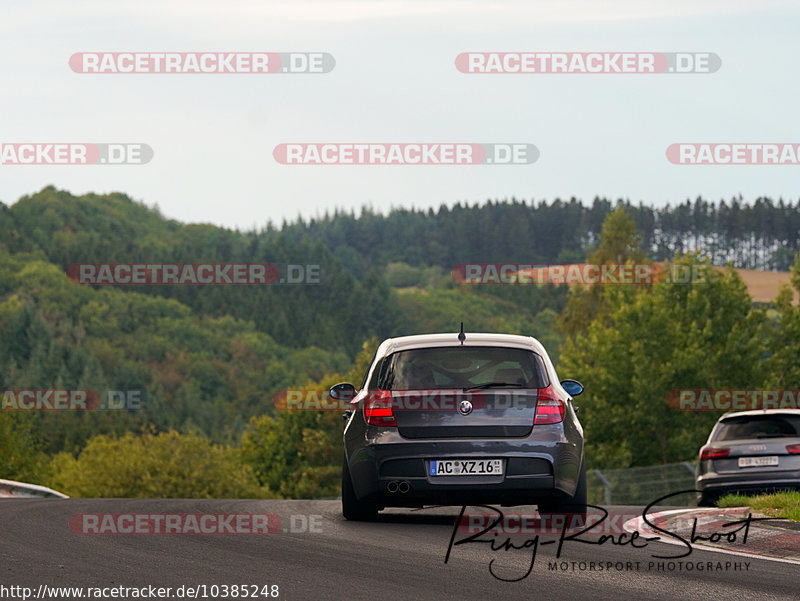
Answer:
(0, 499, 797, 601)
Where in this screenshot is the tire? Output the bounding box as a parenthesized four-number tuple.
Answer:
(342, 454, 378, 521)
(697, 491, 719, 507)
(538, 460, 587, 521)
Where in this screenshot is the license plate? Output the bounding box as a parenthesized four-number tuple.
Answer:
(429, 459, 503, 476)
(738, 456, 779, 468)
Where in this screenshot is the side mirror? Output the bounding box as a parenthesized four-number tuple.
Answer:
(330, 382, 357, 402)
(560, 379, 584, 397)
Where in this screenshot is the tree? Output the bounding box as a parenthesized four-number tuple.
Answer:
(559, 207, 646, 338)
(764, 254, 800, 386)
(0, 413, 49, 482)
(49, 431, 266, 498)
(559, 255, 767, 468)
(241, 339, 377, 498)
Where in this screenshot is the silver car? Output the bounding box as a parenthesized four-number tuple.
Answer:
(696, 409, 800, 506)
(332, 331, 586, 520)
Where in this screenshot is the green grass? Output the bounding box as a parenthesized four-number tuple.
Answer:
(717, 491, 800, 521)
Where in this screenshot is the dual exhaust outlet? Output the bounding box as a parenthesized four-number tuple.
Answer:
(386, 480, 411, 494)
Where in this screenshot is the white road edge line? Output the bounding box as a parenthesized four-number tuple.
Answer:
(622, 508, 800, 567)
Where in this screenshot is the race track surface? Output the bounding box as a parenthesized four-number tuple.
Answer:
(1, 499, 796, 601)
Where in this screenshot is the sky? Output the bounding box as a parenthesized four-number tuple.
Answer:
(1, 0, 799, 230)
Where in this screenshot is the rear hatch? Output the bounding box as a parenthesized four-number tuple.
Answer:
(705, 413, 800, 473)
(392, 389, 538, 438)
(710, 439, 800, 473)
(370, 345, 549, 439)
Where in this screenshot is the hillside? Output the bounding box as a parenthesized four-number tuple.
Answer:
(1, 188, 799, 496)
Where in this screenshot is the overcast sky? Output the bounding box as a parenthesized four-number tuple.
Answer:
(1, 0, 799, 230)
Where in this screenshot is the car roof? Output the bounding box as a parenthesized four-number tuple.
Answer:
(718, 408, 800, 420)
(374, 333, 548, 359)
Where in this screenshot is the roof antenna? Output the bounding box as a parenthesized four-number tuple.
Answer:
(458, 322, 465, 345)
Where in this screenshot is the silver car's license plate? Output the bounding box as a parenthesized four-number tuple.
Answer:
(429, 459, 503, 476)
(738, 456, 779, 468)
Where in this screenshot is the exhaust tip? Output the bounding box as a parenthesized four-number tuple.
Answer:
(387, 481, 399, 493)
(398, 480, 411, 494)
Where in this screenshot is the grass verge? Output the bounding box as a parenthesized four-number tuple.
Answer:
(717, 491, 800, 521)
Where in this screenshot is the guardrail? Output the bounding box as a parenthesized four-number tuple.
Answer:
(0, 478, 68, 499)
(587, 462, 697, 506)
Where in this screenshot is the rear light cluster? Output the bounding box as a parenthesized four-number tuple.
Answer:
(700, 448, 730, 461)
(364, 390, 397, 427)
(786, 444, 800, 454)
(534, 386, 565, 425)
(363, 387, 568, 427)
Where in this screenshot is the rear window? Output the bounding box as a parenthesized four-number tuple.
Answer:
(372, 346, 548, 390)
(360, 348, 378, 389)
(713, 414, 800, 441)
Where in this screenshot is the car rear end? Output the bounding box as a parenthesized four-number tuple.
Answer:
(696, 410, 800, 504)
(343, 334, 584, 509)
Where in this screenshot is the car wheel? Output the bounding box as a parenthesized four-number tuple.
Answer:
(342, 454, 378, 521)
(538, 460, 587, 520)
(697, 491, 719, 507)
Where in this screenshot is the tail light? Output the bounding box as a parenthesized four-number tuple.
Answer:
(700, 448, 729, 461)
(534, 386, 565, 425)
(786, 444, 800, 454)
(364, 390, 396, 427)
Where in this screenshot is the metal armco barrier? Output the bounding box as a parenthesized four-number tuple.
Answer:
(587, 462, 698, 506)
(0, 478, 68, 499)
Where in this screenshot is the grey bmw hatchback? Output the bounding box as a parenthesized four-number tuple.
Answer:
(330, 331, 586, 521)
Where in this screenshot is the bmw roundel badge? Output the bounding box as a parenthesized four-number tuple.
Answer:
(458, 399, 473, 415)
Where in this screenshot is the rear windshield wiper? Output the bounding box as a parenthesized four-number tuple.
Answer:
(464, 382, 526, 391)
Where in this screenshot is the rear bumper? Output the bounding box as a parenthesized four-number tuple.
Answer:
(696, 469, 800, 496)
(347, 438, 579, 506)
(371, 478, 556, 507)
